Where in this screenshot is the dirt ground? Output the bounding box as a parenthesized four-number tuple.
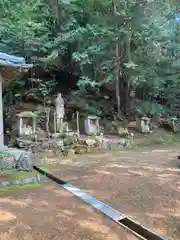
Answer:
(1, 145, 180, 240)
(44, 146, 180, 240)
(0, 183, 140, 240)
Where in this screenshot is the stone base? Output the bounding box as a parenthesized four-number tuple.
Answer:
(0, 147, 36, 172)
(0, 175, 48, 187)
(98, 137, 131, 150)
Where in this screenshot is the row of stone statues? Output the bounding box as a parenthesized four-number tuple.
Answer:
(17, 92, 101, 138)
(17, 93, 65, 137)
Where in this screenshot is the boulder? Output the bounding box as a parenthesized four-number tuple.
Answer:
(117, 127, 129, 137)
(73, 144, 88, 154)
(85, 139, 96, 147)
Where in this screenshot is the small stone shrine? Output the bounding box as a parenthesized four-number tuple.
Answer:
(136, 116, 151, 133)
(84, 115, 100, 135)
(16, 111, 36, 137)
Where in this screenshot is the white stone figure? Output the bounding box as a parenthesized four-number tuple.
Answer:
(55, 93, 65, 132)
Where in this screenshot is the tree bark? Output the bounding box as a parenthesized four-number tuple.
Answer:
(113, 1, 121, 118)
(115, 41, 121, 118)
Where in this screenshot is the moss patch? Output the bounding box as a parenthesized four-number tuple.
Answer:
(0, 170, 37, 181)
(0, 182, 47, 197)
(134, 129, 180, 147)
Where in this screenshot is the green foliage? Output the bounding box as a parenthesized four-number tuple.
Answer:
(45, 0, 180, 98)
(0, 0, 180, 117)
(0, 0, 51, 59)
(135, 100, 169, 118)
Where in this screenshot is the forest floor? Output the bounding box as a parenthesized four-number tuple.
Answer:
(1, 134, 180, 239)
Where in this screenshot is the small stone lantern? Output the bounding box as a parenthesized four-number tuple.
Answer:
(136, 116, 151, 133)
(84, 115, 100, 135)
(17, 111, 36, 137)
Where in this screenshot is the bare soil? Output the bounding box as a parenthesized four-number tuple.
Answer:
(1, 145, 180, 240)
(0, 183, 139, 240)
(44, 145, 180, 240)
(0, 175, 8, 181)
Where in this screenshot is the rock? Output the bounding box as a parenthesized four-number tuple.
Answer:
(0, 154, 16, 170)
(168, 117, 180, 133)
(41, 142, 50, 150)
(36, 173, 41, 182)
(33, 176, 38, 182)
(160, 117, 180, 133)
(13, 180, 21, 185)
(85, 139, 96, 147)
(36, 128, 47, 140)
(17, 138, 33, 148)
(52, 133, 66, 139)
(56, 139, 64, 146)
(63, 137, 73, 146)
(22, 178, 33, 184)
(0, 181, 10, 187)
(73, 144, 88, 154)
(94, 135, 104, 146)
(118, 138, 130, 147)
(51, 140, 64, 155)
(117, 127, 129, 137)
(67, 149, 75, 156)
(15, 150, 34, 171)
(0, 149, 35, 172)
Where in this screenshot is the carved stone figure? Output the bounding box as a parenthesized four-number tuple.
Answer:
(55, 93, 64, 132)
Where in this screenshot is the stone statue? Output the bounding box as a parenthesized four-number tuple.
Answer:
(55, 93, 64, 132)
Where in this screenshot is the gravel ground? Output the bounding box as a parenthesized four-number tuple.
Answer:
(0, 183, 139, 240)
(1, 146, 180, 240)
(44, 146, 180, 240)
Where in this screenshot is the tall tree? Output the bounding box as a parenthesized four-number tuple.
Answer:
(0, 0, 51, 61)
(0, 0, 179, 117)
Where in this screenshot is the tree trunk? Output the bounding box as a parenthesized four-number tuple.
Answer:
(113, 1, 121, 119)
(115, 41, 121, 118)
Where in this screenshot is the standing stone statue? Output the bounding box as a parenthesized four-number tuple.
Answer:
(55, 93, 64, 132)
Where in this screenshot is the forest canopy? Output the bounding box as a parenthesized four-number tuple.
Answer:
(0, 0, 180, 117)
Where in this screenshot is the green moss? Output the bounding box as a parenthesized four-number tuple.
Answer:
(0, 182, 47, 196)
(8, 171, 37, 180)
(0, 170, 37, 181)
